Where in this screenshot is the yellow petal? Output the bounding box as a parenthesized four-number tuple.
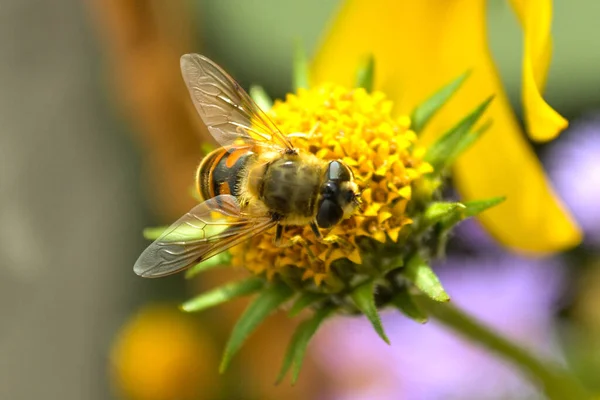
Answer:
(312, 0, 581, 253)
(508, 0, 568, 141)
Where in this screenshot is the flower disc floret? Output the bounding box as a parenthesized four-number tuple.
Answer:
(230, 84, 432, 286)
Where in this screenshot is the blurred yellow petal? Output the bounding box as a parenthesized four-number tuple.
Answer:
(312, 0, 581, 253)
(509, 0, 568, 141)
(110, 304, 218, 400)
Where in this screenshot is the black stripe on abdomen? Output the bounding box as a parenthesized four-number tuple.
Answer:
(212, 150, 254, 198)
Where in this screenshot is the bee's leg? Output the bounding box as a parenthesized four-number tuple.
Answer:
(273, 227, 318, 263)
(310, 222, 322, 240)
(320, 234, 355, 251)
(274, 224, 285, 247)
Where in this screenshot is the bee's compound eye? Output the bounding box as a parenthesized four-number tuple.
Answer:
(327, 160, 351, 181)
(322, 181, 337, 198)
(316, 199, 343, 228)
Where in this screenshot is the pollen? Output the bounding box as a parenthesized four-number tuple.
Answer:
(230, 84, 432, 286)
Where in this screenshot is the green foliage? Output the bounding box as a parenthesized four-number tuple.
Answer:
(405, 254, 450, 302)
(277, 307, 333, 385)
(181, 277, 264, 313)
(411, 71, 470, 133)
(288, 292, 327, 317)
(445, 120, 492, 166)
(249, 85, 274, 111)
(392, 291, 428, 324)
(220, 282, 294, 373)
(350, 280, 390, 344)
(441, 196, 507, 229)
(423, 202, 465, 227)
(424, 96, 494, 172)
(355, 54, 375, 92)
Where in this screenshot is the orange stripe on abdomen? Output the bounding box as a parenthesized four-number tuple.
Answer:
(196, 146, 256, 201)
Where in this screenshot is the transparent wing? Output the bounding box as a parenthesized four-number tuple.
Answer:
(134, 195, 276, 278)
(180, 53, 294, 151)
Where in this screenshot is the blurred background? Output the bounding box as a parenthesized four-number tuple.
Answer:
(1, 0, 599, 399)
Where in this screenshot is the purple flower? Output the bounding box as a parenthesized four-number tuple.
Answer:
(545, 114, 600, 247)
(311, 255, 565, 400)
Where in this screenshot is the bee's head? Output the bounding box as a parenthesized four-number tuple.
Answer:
(316, 160, 360, 229)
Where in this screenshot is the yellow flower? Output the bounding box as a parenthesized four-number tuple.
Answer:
(110, 304, 218, 400)
(311, 0, 581, 253)
(230, 84, 430, 286)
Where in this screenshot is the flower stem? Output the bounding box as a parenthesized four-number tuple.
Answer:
(416, 296, 591, 400)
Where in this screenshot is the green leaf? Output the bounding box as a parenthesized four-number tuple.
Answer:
(249, 85, 273, 111)
(350, 280, 390, 344)
(441, 196, 506, 229)
(220, 281, 294, 373)
(181, 277, 264, 313)
(445, 119, 492, 167)
(424, 96, 494, 171)
(392, 291, 428, 324)
(462, 196, 506, 217)
(355, 54, 375, 92)
(423, 202, 465, 227)
(405, 254, 449, 302)
(288, 292, 326, 317)
(142, 226, 168, 240)
(184, 251, 232, 279)
(411, 71, 470, 133)
(293, 39, 309, 91)
(277, 307, 333, 385)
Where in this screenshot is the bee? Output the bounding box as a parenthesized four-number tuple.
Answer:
(134, 54, 360, 278)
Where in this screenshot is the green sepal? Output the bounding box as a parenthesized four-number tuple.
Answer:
(181, 276, 264, 313)
(219, 281, 294, 373)
(392, 291, 428, 324)
(405, 253, 449, 302)
(435, 196, 506, 257)
(441, 196, 506, 229)
(355, 54, 375, 92)
(423, 202, 466, 227)
(293, 39, 309, 91)
(276, 306, 333, 385)
(142, 226, 168, 240)
(380, 257, 404, 274)
(288, 292, 327, 317)
(424, 96, 494, 172)
(249, 85, 274, 111)
(411, 71, 470, 133)
(350, 280, 390, 344)
(184, 252, 232, 279)
(444, 119, 492, 167)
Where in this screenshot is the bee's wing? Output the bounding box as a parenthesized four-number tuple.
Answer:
(180, 53, 294, 151)
(134, 195, 276, 278)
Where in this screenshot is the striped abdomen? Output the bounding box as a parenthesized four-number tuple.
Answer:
(196, 145, 256, 200)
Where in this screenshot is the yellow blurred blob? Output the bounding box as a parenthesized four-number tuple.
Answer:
(110, 304, 218, 400)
